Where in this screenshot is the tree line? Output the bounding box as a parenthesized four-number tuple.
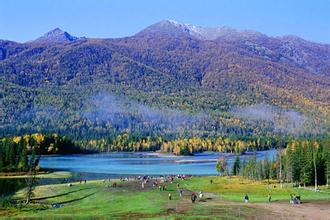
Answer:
(0, 133, 81, 172)
(74, 132, 280, 155)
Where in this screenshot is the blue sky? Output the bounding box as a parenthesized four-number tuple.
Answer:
(0, 0, 329, 43)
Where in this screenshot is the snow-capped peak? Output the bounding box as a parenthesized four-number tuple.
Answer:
(137, 20, 256, 40)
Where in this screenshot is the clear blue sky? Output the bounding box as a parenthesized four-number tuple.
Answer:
(0, 0, 329, 43)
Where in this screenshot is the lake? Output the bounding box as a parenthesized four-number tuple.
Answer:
(39, 150, 276, 177)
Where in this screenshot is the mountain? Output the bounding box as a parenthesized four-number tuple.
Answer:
(0, 21, 329, 139)
(32, 28, 79, 43)
(136, 20, 263, 40)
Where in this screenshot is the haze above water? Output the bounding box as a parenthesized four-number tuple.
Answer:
(40, 150, 276, 177)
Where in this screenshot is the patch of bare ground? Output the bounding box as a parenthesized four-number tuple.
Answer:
(253, 200, 330, 220)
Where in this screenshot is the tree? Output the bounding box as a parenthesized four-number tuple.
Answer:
(247, 154, 257, 180)
(216, 156, 228, 176)
(301, 143, 313, 187)
(312, 141, 319, 191)
(24, 151, 40, 204)
(232, 156, 240, 176)
(277, 141, 283, 188)
(17, 138, 28, 171)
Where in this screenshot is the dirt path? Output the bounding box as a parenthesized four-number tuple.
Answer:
(254, 201, 330, 220)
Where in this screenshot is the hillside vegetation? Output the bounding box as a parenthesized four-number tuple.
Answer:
(1, 21, 329, 143)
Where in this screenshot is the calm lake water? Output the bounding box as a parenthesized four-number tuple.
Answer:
(39, 150, 276, 177)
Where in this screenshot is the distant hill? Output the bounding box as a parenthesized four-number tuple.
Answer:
(32, 28, 79, 44)
(0, 20, 329, 139)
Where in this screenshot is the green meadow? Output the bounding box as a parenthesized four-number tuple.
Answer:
(0, 176, 329, 219)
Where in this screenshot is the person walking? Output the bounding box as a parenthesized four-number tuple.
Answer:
(179, 189, 183, 197)
(268, 193, 271, 203)
(168, 193, 172, 200)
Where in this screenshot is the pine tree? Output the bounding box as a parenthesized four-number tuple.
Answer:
(263, 156, 271, 183)
(241, 160, 248, 178)
(18, 139, 28, 171)
(312, 141, 319, 191)
(256, 160, 263, 180)
(301, 143, 313, 186)
(232, 156, 240, 176)
(247, 154, 257, 180)
(269, 160, 277, 180)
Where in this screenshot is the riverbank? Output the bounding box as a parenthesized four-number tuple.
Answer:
(1, 176, 329, 219)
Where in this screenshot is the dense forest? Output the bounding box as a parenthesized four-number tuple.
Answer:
(217, 139, 329, 187)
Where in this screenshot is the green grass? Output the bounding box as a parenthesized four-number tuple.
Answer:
(1, 176, 329, 219)
(0, 171, 72, 179)
(181, 176, 330, 202)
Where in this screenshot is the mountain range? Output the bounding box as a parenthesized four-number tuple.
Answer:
(1, 20, 329, 138)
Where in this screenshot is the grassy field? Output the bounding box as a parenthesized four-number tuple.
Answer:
(0, 176, 329, 219)
(0, 171, 72, 179)
(181, 176, 330, 202)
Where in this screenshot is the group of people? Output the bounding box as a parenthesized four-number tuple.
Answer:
(172, 187, 204, 203)
(243, 193, 301, 204)
(170, 191, 202, 203)
(103, 175, 304, 207)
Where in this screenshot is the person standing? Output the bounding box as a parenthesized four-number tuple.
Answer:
(199, 191, 203, 200)
(191, 193, 197, 203)
(244, 194, 249, 203)
(179, 189, 183, 197)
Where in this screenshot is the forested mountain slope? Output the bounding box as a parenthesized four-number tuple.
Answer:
(1, 20, 329, 141)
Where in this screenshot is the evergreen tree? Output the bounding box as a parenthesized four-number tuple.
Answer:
(269, 160, 277, 180)
(241, 160, 248, 178)
(232, 156, 240, 176)
(18, 139, 28, 171)
(256, 160, 264, 180)
(263, 155, 271, 183)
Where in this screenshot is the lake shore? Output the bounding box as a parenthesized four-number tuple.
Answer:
(0, 171, 72, 179)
